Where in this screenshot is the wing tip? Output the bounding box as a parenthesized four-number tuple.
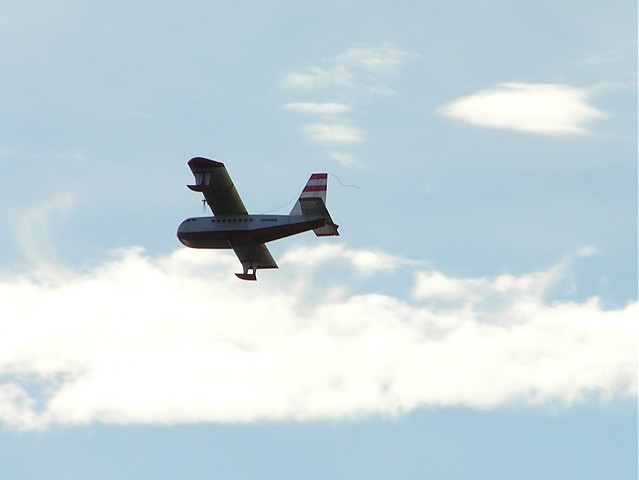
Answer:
(188, 157, 225, 169)
(187, 184, 209, 192)
(235, 273, 257, 281)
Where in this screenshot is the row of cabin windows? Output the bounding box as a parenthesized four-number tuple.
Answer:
(211, 218, 253, 223)
(185, 217, 255, 223)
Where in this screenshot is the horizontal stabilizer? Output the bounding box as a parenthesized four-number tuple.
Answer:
(300, 197, 339, 237)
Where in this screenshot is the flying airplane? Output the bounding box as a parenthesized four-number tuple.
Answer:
(177, 157, 339, 280)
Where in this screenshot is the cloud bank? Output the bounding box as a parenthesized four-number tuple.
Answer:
(0, 245, 635, 430)
(438, 83, 605, 135)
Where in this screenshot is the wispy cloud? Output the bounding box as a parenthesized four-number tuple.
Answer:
(283, 102, 351, 115)
(438, 83, 605, 136)
(280, 67, 351, 91)
(280, 44, 407, 94)
(0, 245, 635, 430)
(280, 44, 409, 165)
(336, 44, 407, 75)
(300, 123, 364, 144)
(16, 193, 77, 273)
(575, 42, 634, 67)
(329, 151, 361, 168)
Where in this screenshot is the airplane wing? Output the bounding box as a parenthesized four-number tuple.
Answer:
(187, 157, 248, 215)
(232, 243, 278, 270)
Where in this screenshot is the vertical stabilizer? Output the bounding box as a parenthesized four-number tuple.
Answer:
(290, 173, 328, 215)
(290, 173, 339, 236)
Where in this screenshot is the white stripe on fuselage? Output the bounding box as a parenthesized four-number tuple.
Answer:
(178, 214, 318, 233)
(176, 214, 326, 249)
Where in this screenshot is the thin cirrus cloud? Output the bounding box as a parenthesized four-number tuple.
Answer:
(0, 245, 635, 430)
(279, 44, 407, 93)
(328, 151, 361, 168)
(300, 123, 364, 144)
(283, 102, 352, 115)
(282, 103, 357, 147)
(438, 83, 606, 136)
(280, 44, 409, 162)
(15, 193, 77, 273)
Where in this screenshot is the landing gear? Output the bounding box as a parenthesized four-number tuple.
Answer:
(235, 263, 257, 281)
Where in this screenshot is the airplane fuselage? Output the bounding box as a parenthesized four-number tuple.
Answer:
(177, 214, 326, 249)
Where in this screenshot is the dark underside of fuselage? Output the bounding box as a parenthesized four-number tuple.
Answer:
(177, 218, 325, 249)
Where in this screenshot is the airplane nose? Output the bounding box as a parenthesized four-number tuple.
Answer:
(176, 223, 189, 246)
(176, 219, 191, 238)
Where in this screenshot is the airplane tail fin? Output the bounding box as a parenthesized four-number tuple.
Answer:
(289, 173, 327, 215)
(290, 173, 339, 236)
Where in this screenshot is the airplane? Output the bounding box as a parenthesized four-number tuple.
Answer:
(177, 157, 339, 280)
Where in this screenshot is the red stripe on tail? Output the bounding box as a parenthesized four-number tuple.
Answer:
(303, 185, 327, 192)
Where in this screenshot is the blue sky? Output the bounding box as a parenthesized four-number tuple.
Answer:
(0, 1, 636, 479)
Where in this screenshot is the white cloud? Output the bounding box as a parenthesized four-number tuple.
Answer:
(300, 123, 364, 144)
(280, 66, 349, 91)
(0, 245, 635, 430)
(438, 83, 605, 136)
(413, 268, 559, 304)
(281, 244, 413, 275)
(0, 383, 44, 430)
(283, 102, 351, 115)
(279, 44, 407, 94)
